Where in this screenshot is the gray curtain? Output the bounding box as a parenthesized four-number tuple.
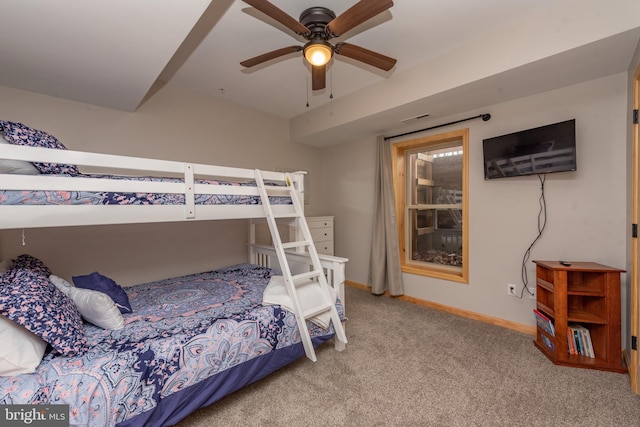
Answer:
(369, 135, 404, 295)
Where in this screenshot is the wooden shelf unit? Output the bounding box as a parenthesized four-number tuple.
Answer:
(533, 260, 626, 373)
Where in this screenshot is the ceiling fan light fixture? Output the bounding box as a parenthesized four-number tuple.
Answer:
(304, 42, 333, 66)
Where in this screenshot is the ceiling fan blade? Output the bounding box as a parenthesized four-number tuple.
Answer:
(326, 0, 393, 37)
(335, 42, 396, 71)
(240, 46, 302, 68)
(312, 65, 326, 90)
(243, 0, 310, 36)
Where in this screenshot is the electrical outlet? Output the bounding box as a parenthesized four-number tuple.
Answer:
(507, 283, 517, 297)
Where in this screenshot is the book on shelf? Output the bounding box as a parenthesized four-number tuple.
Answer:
(584, 328, 595, 358)
(533, 309, 554, 336)
(574, 329, 584, 355)
(567, 328, 577, 355)
(540, 334, 555, 352)
(580, 329, 592, 357)
(568, 324, 595, 358)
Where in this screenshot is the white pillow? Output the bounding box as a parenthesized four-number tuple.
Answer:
(49, 274, 74, 296)
(0, 133, 40, 175)
(49, 275, 124, 330)
(0, 315, 47, 376)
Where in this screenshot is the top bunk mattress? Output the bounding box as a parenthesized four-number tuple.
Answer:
(0, 173, 290, 206)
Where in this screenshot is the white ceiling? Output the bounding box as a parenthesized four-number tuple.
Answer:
(169, 0, 560, 118)
(1, 1, 639, 146)
(0, 0, 212, 111)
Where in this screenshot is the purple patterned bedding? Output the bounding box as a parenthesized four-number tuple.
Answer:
(0, 264, 340, 427)
(0, 173, 290, 206)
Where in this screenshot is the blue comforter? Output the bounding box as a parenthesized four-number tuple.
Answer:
(0, 264, 338, 427)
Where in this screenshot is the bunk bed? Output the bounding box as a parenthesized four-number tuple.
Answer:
(0, 121, 348, 427)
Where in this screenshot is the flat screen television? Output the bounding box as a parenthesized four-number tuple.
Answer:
(483, 119, 576, 179)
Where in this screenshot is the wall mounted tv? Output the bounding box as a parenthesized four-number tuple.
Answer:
(483, 119, 576, 179)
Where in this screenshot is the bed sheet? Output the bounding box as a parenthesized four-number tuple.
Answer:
(0, 264, 339, 427)
(0, 173, 290, 206)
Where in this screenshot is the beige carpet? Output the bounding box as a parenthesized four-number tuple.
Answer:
(176, 285, 640, 427)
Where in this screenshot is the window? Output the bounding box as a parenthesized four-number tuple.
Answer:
(391, 129, 469, 283)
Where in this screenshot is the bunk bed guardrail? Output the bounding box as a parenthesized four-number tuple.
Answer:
(0, 144, 306, 229)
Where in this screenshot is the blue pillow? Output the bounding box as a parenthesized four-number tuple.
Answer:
(72, 272, 132, 314)
(0, 269, 87, 356)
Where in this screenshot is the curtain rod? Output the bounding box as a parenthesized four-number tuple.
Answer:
(384, 113, 491, 141)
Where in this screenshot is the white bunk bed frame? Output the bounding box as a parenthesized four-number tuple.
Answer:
(0, 144, 348, 352)
(0, 144, 302, 228)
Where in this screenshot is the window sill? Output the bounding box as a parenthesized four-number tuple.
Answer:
(401, 263, 468, 284)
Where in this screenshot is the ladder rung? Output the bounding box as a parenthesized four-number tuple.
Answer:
(281, 240, 312, 250)
(303, 301, 333, 319)
(272, 212, 302, 219)
(292, 270, 323, 284)
(262, 186, 290, 196)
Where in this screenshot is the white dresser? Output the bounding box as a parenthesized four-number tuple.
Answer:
(259, 216, 335, 257)
(289, 216, 334, 256)
(307, 216, 334, 255)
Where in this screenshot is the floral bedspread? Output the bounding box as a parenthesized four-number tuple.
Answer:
(0, 264, 335, 427)
(0, 173, 290, 205)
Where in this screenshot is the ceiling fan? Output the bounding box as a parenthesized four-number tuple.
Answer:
(240, 0, 396, 90)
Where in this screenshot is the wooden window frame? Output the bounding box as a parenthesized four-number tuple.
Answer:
(391, 128, 469, 283)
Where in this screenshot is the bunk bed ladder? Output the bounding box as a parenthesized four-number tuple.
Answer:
(254, 170, 347, 362)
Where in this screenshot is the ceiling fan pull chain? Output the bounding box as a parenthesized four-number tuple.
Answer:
(330, 66, 334, 99)
(306, 75, 309, 108)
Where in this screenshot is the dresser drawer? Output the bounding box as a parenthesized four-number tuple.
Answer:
(290, 216, 334, 256)
(308, 218, 333, 229)
(310, 226, 332, 242)
(315, 241, 334, 255)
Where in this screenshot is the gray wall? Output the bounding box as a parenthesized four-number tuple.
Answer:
(0, 83, 323, 285)
(0, 72, 631, 330)
(321, 73, 629, 328)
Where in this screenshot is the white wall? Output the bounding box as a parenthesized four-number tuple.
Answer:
(0, 84, 323, 286)
(321, 73, 629, 327)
